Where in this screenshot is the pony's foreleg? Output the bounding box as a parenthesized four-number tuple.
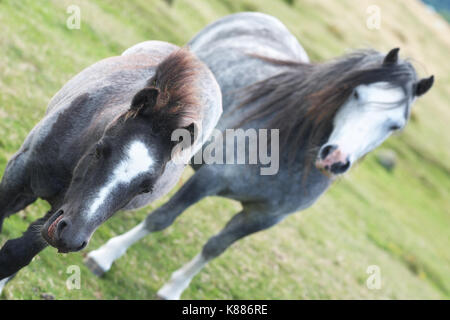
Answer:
(85, 167, 222, 276)
(0, 211, 51, 281)
(0, 191, 36, 233)
(0, 276, 8, 296)
(84, 222, 148, 276)
(157, 205, 285, 300)
(0, 273, 16, 296)
(0, 153, 37, 233)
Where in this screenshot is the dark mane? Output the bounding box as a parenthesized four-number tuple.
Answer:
(238, 49, 418, 172)
(122, 48, 203, 130)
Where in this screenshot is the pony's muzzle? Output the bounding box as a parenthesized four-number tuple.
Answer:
(42, 209, 88, 253)
(316, 144, 351, 175)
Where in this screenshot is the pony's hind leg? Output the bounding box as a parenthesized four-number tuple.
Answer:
(157, 204, 285, 300)
(0, 153, 36, 232)
(85, 167, 223, 276)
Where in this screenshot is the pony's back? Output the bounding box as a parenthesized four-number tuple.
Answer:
(188, 12, 308, 119)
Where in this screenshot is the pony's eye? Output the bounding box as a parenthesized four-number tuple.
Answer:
(353, 90, 359, 99)
(94, 142, 111, 159)
(94, 146, 102, 159)
(140, 180, 153, 194)
(389, 124, 401, 131)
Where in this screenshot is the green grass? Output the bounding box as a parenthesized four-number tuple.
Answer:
(0, 0, 449, 299)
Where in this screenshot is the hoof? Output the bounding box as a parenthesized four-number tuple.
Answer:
(156, 284, 182, 300)
(84, 256, 106, 277)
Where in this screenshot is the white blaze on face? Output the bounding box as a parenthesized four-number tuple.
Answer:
(328, 81, 408, 163)
(87, 141, 153, 219)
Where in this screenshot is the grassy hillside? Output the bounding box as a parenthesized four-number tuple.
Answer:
(0, 0, 449, 299)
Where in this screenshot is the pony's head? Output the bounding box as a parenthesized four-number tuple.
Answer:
(42, 49, 201, 252)
(237, 48, 434, 180)
(314, 48, 434, 176)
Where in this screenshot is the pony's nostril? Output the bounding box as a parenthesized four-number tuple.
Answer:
(56, 218, 69, 237)
(77, 241, 87, 251)
(330, 160, 351, 174)
(320, 144, 337, 160)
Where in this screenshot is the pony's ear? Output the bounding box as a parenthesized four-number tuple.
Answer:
(170, 122, 196, 148)
(169, 122, 199, 163)
(415, 75, 434, 97)
(130, 87, 160, 116)
(383, 48, 400, 65)
(183, 122, 196, 144)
